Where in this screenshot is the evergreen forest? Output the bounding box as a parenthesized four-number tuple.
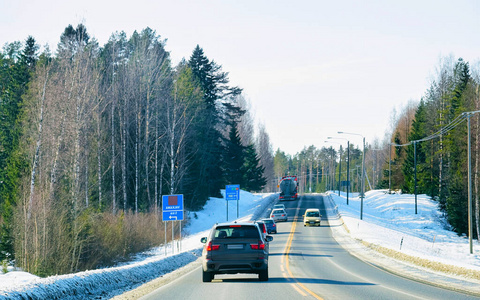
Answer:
(0, 24, 273, 276)
(273, 56, 480, 245)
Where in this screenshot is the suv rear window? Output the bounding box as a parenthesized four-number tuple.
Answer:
(214, 225, 260, 239)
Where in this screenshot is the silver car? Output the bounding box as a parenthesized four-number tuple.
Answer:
(270, 208, 287, 222)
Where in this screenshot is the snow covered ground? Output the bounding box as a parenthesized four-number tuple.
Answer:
(326, 190, 480, 271)
(0, 191, 276, 299)
(1, 189, 480, 299)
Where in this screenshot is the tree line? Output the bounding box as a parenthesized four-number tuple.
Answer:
(0, 24, 273, 275)
(273, 56, 480, 241)
(391, 57, 480, 238)
(273, 145, 364, 194)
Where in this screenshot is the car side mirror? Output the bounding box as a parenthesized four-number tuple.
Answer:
(200, 237, 207, 243)
(266, 235, 273, 242)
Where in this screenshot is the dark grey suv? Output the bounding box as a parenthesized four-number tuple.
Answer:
(200, 222, 273, 282)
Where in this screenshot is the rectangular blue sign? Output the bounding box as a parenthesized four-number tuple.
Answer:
(226, 184, 240, 201)
(162, 194, 184, 221)
(162, 210, 184, 221)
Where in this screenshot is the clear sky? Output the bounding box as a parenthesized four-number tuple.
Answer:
(1, 0, 480, 155)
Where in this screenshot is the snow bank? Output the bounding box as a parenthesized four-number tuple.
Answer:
(1, 250, 201, 300)
(326, 190, 480, 271)
(0, 192, 278, 299)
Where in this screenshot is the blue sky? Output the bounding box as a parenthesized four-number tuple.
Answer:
(1, 0, 480, 155)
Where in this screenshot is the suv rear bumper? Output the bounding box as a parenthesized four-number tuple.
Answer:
(203, 258, 268, 274)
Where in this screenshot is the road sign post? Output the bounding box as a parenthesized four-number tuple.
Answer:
(226, 184, 240, 220)
(162, 194, 184, 255)
(162, 194, 184, 221)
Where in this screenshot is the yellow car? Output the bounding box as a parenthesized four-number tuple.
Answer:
(303, 208, 321, 227)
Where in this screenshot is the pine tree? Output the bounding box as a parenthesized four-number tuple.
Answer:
(224, 122, 245, 185)
(274, 149, 289, 178)
(402, 100, 427, 194)
(445, 58, 470, 234)
(242, 144, 267, 192)
(0, 37, 39, 262)
(188, 45, 242, 204)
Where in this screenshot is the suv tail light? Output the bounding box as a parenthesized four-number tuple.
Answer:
(206, 241, 220, 251)
(250, 241, 265, 250)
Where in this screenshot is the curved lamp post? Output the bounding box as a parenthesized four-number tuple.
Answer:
(338, 131, 365, 220)
(328, 137, 350, 205)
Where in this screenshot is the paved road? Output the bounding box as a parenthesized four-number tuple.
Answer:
(140, 194, 479, 300)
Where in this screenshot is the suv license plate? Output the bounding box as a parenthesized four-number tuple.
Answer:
(227, 244, 244, 250)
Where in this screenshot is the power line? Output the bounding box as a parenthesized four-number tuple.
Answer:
(392, 112, 468, 147)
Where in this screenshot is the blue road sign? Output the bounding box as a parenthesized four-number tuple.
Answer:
(162, 194, 184, 221)
(226, 184, 240, 201)
(163, 210, 184, 221)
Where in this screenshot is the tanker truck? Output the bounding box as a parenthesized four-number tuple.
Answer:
(279, 175, 298, 201)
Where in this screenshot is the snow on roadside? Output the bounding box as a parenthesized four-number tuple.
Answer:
(326, 189, 480, 271)
(0, 192, 277, 299)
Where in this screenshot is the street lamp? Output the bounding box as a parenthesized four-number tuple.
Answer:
(328, 137, 350, 205)
(338, 131, 365, 220)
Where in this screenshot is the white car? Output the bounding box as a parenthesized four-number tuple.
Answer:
(270, 209, 287, 222)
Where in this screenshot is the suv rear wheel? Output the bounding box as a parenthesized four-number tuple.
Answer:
(202, 270, 213, 282)
(258, 267, 269, 281)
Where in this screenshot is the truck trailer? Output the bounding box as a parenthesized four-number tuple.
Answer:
(279, 175, 298, 201)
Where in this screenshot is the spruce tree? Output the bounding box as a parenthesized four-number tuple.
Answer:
(402, 100, 427, 194)
(0, 37, 38, 261)
(242, 144, 267, 192)
(188, 45, 241, 203)
(224, 122, 245, 185)
(445, 58, 470, 235)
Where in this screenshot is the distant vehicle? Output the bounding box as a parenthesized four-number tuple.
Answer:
(279, 175, 298, 201)
(270, 208, 288, 222)
(273, 204, 286, 210)
(200, 222, 273, 282)
(303, 208, 321, 227)
(261, 218, 277, 234)
(255, 220, 267, 239)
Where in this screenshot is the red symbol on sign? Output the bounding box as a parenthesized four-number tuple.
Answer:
(168, 195, 178, 206)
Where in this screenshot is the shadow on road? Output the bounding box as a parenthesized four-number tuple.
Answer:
(268, 277, 376, 286)
(269, 252, 333, 258)
(216, 277, 375, 286)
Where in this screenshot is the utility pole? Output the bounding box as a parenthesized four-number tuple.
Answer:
(389, 143, 392, 194)
(339, 132, 365, 220)
(338, 145, 342, 196)
(467, 113, 473, 254)
(414, 141, 417, 215)
(346, 141, 350, 204)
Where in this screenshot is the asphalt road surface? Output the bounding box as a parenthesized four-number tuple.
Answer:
(140, 194, 479, 300)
